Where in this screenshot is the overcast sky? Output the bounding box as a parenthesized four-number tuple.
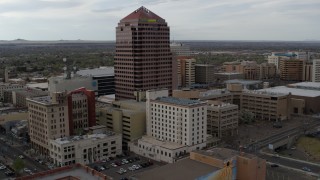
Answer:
(0, 0, 319, 41)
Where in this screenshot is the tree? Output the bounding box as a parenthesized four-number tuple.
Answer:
(12, 158, 25, 174)
(239, 110, 255, 124)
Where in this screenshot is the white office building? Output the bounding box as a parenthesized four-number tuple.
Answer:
(312, 59, 320, 82)
(129, 89, 207, 163)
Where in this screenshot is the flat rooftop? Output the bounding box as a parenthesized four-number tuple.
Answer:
(53, 131, 118, 145)
(77, 67, 114, 77)
(130, 158, 219, 180)
(244, 90, 287, 97)
(258, 86, 320, 97)
(215, 72, 243, 75)
(138, 136, 185, 150)
(155, 97, 205, 106)
(195, 148, 239, 161)
(288, 82, 320, 90)
(225, 79, 262, 85)
(28, 96, 53, 105)
(26, 82, 48, 89)
(17, 164, 108, 180)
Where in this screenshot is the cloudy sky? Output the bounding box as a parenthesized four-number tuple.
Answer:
(0, 0, 319, 41)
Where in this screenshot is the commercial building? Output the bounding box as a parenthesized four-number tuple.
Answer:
(0, 83, 24, 101)
(96, 100, 146, 149)
(279, 59, 305, 81)
(170, 42, 191, 56)
(50, 126, 122, 166)
(312, 59, 320, 82)
(223, 61, 259, 80)
(48, 76, 98, 95)
(258, 82, 320, 114)
(241, 90, 288, 121)
(11, 88, 48, 107)
(27, 92, 70, 155)
(258, 63, 277, 80)
(129, 89, 208, 163)
(76, 67, 115, 96)
(207, 101, 238, 138)
(195, 64, 215, 84)
(114, 6, 173, 100)
(27, 88, 96, 155)
(176, 57, 196, 88)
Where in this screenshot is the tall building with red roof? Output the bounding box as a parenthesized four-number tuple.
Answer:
(114, 6, 173, 100)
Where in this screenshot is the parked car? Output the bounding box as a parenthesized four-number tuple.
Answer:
(302, 167, 311, 172)
(271, 164, 279, 168)
(19, 155, 24, 159)
(24, 168, 31, 173)
(110, 163, 117, 167)
(4, 170, 15, 176)
(0, 165, 6, 170)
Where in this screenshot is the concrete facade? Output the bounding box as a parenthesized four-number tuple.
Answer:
(207, 101, 238, 138)
(0, 83, 24, 101)
(195, 64, 215, 84)
(28, 92, 70, 155)
(177, 57, 196, 88)
(312, 59, 320, 82)
(96, 100, 146, 149)
(50, 129, 122, 166)
(279, 59, 305, 81)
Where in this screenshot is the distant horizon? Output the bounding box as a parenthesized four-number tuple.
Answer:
(1, 39, 320, 43)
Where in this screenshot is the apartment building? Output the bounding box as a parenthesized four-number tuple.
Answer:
(176, 57, 196, 87)
(195, 64, 215, 84)
(50, 127, 122, 166)
(312, 59, 320, 82)
(241, 91, 288, 121)
(279, 59, 305, 81)
(207, 101, 238, 138)
(129, 89, 208, 163)
(303, 62, 313, 82)
(96, 100, 146, 149)
(27, 92, 70, 155)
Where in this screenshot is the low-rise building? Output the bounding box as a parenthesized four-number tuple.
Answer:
(214, 72, 244, 83)
(207, 101, 238, 138)
(241, 91, 289, 121)
(12, 88, 48, 107)
(0, 83, 24, 102)
(50, 127, 122, 166)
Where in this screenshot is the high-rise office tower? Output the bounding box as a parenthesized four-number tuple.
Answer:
(114, 6, 173, 100)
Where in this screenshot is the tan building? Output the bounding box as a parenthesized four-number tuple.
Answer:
(303, 62, 313, 81)
(279, 59, 305, 81)
(190, 148, 266, 180)
(241, 91, 289, 121)
(176, 57, 196, 88)
(27, 92, 70, 155)
(207, 101, 238, 138)
(96, 100, 146, 149)
(50, 126, 122, 166)
(195, 64, 215, 84)
(224, 61, 276, 80)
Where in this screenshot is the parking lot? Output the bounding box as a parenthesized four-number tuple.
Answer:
(88, 154, 164, 180)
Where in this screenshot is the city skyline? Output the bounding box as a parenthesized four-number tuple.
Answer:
(0, 0, 319, 41)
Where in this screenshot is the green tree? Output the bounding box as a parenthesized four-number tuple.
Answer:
(239, 110, 255, 124)
(12, 158, 25, 174)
